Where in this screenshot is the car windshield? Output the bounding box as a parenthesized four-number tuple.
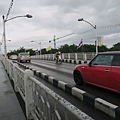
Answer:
(91, 54, 114, 66)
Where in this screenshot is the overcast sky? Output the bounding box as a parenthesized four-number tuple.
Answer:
(0, 0, 120, 53)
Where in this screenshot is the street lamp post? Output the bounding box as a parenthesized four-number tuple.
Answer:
(78, 18, 98, 54)
(0, 34, 2, 55)
(2, 14, 32, 57)
(0, 44, 1, 55)
(49, 35, 56, 49)
(2, 15, 7, 57)
(31, 41, 41, 57)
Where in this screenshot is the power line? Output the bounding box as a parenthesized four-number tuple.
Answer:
(5, 0, 14, 20)
(78, 23, 120, 36)
(98, 24, 120, 29)
(56, 33, 75, 40)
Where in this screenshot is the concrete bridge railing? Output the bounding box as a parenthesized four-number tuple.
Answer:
(31, 52, 95, 61)
(1, 56, 93, 120)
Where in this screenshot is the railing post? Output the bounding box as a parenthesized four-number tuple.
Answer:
(24, 69, 34, 119)
(9, 61, 12, 79)
(49, 54, 50, 60)
(44, 54, 46, 60)
(6, 59, 9, 73)
(83, 53, 87, 61)
(62, 53, 64, 60)
(68, 53, 70, 60)
(53, 54, 55, 60)
(7, 59, 10, 74)
(4, 58, 7, 70)
(84, 53, 87, 61)
(13, 63, 19, 92)
(75, 53, 77, 60)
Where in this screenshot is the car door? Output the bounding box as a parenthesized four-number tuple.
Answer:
(111, 55, 120, 93)
(85, 54, 113, 88)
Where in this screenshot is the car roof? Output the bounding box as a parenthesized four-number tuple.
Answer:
(98, 51, 120, 55)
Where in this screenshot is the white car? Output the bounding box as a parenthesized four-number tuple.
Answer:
(17, 53, 31, 63)
(10, 55, 18, 60)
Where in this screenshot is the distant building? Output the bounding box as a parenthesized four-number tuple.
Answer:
(97, 36, 104, 46)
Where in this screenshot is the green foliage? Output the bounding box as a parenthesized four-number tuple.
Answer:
(109, 42, 120, 51)
(77, 44, 96, 52)
(7, 42, 120, 56)
(99, 45, 108, 52)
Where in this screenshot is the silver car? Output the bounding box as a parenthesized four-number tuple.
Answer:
(10, 55, 18, 60)
(17, 53, 31, 63)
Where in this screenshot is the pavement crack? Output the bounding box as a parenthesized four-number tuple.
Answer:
(4, 90, 14, 95)
(3, 80, 9, 84)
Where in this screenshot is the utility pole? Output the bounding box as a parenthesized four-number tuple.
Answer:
(53, 35, 56, 49)
(2, 15, 7, 57)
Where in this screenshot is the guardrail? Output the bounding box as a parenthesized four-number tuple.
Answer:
(31, 52, 95, 62)
(1, 56, 93, 120)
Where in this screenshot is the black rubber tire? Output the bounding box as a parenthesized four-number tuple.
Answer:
(73, 70, 83, 85)
(60, 60, 62, 64)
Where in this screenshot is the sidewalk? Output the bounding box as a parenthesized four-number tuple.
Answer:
(0, 61, 26, 120)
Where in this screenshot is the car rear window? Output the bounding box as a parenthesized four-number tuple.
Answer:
(112, 55, 120, 66)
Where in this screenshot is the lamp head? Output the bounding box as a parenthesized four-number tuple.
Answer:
(8, 40, 11, 41)
(78, 18, 83, 21)
(26, 14, 32, 18)
(2, 15, 5, 19)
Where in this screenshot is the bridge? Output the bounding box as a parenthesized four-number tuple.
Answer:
(0, 54, 120, 120)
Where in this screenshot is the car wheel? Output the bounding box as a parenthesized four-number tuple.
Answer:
(73, 70, 83, 85)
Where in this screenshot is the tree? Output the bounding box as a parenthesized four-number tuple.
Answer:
(99, 45, 108, 52)
(59, 44, 70, 53)
(69, 44, 77, 53)
(7, 42, 120, 56)
(17, 47, 26, 54)
(26, 49, 34, 55)
(77, 44, 95, 52)
(109, 43, 120, 51)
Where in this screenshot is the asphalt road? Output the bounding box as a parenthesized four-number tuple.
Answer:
(21, 59, 120, 120)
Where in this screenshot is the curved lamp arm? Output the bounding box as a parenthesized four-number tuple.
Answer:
(78, 18, 96, 29)
(5, 14, 32, 22)
(31, 41, 41, 45)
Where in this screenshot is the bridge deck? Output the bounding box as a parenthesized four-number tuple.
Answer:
(0, 61, 26, 120)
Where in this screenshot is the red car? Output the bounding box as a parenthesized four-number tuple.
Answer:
(73, 52, 120, 94)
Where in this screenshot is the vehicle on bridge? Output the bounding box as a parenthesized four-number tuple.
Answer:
(55, 55, 62, 64)
(73, 51, 120, 94)
(55, 50, 62, 64)
(10, 55, 17, 60)
(17, 53, 31, 63)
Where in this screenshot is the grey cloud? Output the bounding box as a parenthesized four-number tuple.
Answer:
(0, 0, 120, 52)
